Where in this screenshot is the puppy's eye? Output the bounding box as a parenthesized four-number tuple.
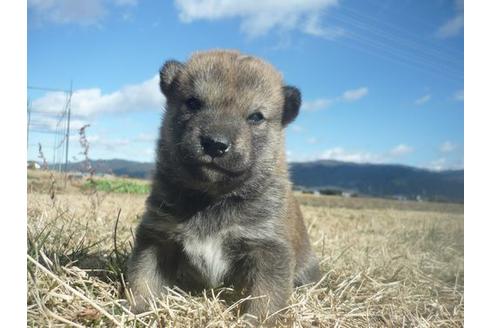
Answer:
(247, 112, 265, 124)
(185, 97, 202, 111)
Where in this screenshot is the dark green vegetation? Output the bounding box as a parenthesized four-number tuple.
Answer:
(84, 178, 150, 194)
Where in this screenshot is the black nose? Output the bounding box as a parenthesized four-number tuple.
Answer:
(200, 135, 231, 158)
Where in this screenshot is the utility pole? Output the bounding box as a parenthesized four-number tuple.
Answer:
(27, 98, 31, 149)
(64, 81, 73, 186)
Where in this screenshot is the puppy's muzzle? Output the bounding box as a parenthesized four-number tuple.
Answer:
(200, 135, 231, 158)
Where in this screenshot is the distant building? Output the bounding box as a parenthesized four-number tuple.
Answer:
(27, 161, 41, 170)
(393, 195, 407, 201)
(67, 172, 85, 180)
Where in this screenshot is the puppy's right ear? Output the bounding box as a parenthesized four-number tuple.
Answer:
(282, 86, 301, 126)
(159, 60, 184, 97)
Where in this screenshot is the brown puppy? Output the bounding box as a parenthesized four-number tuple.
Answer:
(127, 50, 320, 322)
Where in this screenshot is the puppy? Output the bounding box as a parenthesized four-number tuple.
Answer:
(127, 50, 320, 322)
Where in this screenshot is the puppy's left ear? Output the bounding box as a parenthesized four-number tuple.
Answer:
(159, 60, 184, 98)
(282, 86, 301, 126)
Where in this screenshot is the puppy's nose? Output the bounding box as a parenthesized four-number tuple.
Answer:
(200, 135, 231, 158)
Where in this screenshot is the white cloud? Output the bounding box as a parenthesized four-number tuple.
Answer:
(86, 135, 100, 144)
(174, 0, 341, 39)
(319, 147, 381, 163)
(302, 86, 368, 112)
(134, 133, 157, 143)
(31, 75, 164, 118)
(415, 94, 431, 105)
(440, 141, 456, 153)
(29, 115, 88, 133)
(436, 14, 464, 38)
(435, 0, 464, 38)
(301, 98, 332, 112)
(341, 87, 369, 102)
(454, 89, 464, 101)
(455, 0, 464, 12)
(306, 137, 318, 144)
(422, 155, 463, 171)
(67, 131, 157, 161)
(75, 133, 131, 151)
(97, 138, 131, 150)
(303, 14, 345, 39)
(290, 143, 417, 164)
(290, 124, 304, 133)
(389, 144, 413, 156)
(28, 0, 106, 25)
(28, 0, 137, 26)
(143, 148, 154, 155)
(428, 157, 448, 171)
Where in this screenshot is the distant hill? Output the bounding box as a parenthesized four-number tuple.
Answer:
(289, 160, 463, 203)
(59, 159, 155, 179)
(56, 159, 463, 203)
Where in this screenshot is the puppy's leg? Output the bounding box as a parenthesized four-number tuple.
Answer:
(233, 241, 294, 324)
(303, 253, 321, 283)
(126, 244, 168, 313)
(294, 252, 321, 287)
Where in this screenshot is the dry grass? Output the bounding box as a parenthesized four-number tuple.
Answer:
(27, 174, 463, 327)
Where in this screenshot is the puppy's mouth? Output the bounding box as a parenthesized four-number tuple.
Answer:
(193, 157, 249, 177)
(203, 162, 248, 177)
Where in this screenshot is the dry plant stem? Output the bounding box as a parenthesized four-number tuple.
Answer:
(27, 254, 123, 327)
(113, 208, 122, 264)
(37, 143, 48, 170)
(45, 307, 85, 328)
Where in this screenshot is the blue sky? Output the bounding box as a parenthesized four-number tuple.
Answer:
(27, 0, 464, 170)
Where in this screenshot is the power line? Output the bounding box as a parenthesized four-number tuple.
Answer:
(27, 82, 74, 179)
(320, 4, 463, 80)
(330, 10, 461, 67)
(29, 129, 61, 135)
(27, 85, 72, 93)
(342, 4, 463, 56)
(27, 99, 31, 149)
(64, 81, 73, 178)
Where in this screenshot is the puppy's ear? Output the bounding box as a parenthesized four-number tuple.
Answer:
(159, 60, 184, 97)
(282, 86, 301, 126)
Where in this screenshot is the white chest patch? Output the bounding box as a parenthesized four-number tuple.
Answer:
(182, 235, 229, 287)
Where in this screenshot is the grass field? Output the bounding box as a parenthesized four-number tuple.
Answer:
(27, 170, 464, 327)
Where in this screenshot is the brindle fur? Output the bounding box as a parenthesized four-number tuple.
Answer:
(127, 50, 320, 321)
